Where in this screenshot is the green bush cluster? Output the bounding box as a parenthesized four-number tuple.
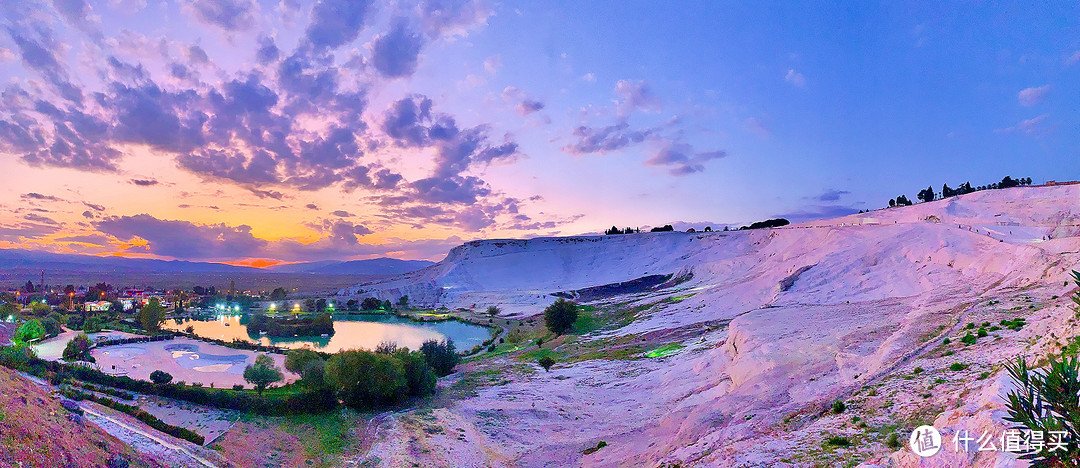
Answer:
(150, 370, 173, 385)
(1000, 317, 1026, 331)
(325, 348, 436, 410)
(831, 401, 846, 414)
(13, 319, 45, 343)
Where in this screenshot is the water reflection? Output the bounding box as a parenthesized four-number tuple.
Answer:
(164, 314, 490, 353)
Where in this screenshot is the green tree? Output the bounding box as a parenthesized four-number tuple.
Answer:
(325, 350, 407, 409)
(40, 316, 62, 337)
(137, 298, 166, 332)
(14, 319, 45, 343)
(285, 348, 326, 388)
(396, 350, 437, 397)
(361, 297, 382, 311)
(396, 295, 409, 308)
(419, 339, 459, 377)
(544, 299, 579, 335)
(243, 354, 284, 394)
(150, 370, 173, 385)
(62, 333, 93, 361)
(539, 356, 555, 371)
(269, 287, 288, 301)
(0, 302, 17, 317)
(285, 348, 322, 373)
(486, 305, 501, 317)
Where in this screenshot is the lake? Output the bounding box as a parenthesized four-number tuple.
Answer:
(163, 314, 492, 354)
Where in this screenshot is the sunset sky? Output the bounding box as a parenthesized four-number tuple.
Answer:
(1, 1, 1078, 265)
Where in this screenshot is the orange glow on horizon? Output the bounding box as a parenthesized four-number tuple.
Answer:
(224, 258, 282, 268)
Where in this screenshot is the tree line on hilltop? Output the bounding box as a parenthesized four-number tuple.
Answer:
(888, 176, 1032, 208)
(604, 218, 789, 235)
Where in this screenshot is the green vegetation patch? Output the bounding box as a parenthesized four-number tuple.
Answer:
(645, 343, 685, 358)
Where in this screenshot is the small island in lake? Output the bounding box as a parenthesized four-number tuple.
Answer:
(248, 313, 335, 337)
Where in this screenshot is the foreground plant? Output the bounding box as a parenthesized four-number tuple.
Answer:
(1005, 355, 1080, 466)
(1002, 271, 1080, 466)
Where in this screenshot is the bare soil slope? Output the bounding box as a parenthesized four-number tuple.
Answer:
(0, 366, 162, 468)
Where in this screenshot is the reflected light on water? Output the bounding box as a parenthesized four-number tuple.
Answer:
(165, 314, 490, 353)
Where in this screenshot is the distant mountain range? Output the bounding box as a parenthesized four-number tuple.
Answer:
(0, 249, 433, 275)
(267, 258, 435, 275)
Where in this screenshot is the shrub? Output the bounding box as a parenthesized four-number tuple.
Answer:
(41, 317, 62, 337)
(285, 348, 322, 373)
(977, 328, 988, 338)
(486, 306, 501, 317)
(244, 354, 284, 394)
(824, 436, 851, 447)
(326, 350, 407, 409)
(886, 433, 901, 449)
(960, 333, 977, 345)
(949, 362, 968, 371)
(232, 384, 243, 391)
(0, 345, 37, 372)
(149, 370, 173, 385)
(420, 339, 459, 377)
(14, 319, 45, 343)
(396, 350, 436, 397)
(539, 356, 555, 371)
(582, 440, 607, 455)
(831, 400, 846, 414)
(374, 341, 399, 354)
(544, 299, 579, 335)
(912, 367, 924, 374)
(505, 328, 527, 344)
(62, 334, 93, 362)
(942, 338, 950, 345)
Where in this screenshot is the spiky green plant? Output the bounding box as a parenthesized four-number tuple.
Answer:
(1004, 355, 1080, 466)
(1003, 271, 1080, 466)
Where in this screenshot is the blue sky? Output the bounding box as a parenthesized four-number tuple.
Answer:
(0, 0, 1077, 263)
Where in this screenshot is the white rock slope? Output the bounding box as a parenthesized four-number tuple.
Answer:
(351, 184, 1080, 467)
